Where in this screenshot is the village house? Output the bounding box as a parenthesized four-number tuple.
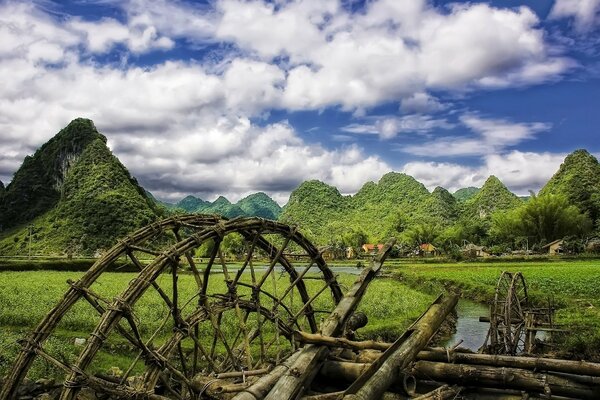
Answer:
(462, 243, 490, 258)
(542, 239, 564, 256)
(361, 243, 384, 255)
(419, 243, 439, 257)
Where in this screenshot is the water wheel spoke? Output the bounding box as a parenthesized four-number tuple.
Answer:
(232, 231, 260, 286)
(128, 251, 175, 311)
(173, 228, 203, 290)
(128, 245, 162, 257)
(201, 238, 221, 302)
(256, 234, 293, 290)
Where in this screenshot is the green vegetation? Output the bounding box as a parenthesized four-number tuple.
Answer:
(280, 173, 526, 249)
(490, 193, 592, 248)
(0, 118, 104, 229)
(237, 192, 282, 219)
(0, 270, 432, 379)
(392, 260, 600, 359)
(176, 195, 210, 212)
(540, 149, 600, 229)
(461, 176, 523, 220)
(453, 187, 479, 202)
(0, 119, 160, 256)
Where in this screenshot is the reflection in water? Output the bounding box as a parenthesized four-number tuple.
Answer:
(445, 300, 490, 352)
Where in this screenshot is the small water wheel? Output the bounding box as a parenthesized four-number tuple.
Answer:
(484, 271, 529, 355)
(0, 216, 344, 400)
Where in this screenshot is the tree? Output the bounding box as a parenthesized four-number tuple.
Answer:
(401, 222, 440, 247)
(490, 193, 592, 246)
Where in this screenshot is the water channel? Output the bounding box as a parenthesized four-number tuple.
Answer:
(444, 299, 490, 351)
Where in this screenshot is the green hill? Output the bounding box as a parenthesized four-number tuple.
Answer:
(453, 187, 480, 202)
(0, 118, 104, 229)
(201, 196, 246, 218)
(461, 176, 522, 220)
(421, 187, 458, 224)
(237, 192, 282, 219)
(177, 195, 209, 212)
(281, 173, 438, 243)
(280, 180, 348, 239)
(540, 149, 600, 227)
(0, 119, 160, 256)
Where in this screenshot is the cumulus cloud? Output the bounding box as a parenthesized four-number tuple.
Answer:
(550, 0, 600, 31)
(112, 120, 391, 203)
(402, 114, 551, 157)
(402, 151, 566, 194)
(0, 0, 581, 203)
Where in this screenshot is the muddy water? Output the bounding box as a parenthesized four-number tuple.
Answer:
(444, 299, 490, 351)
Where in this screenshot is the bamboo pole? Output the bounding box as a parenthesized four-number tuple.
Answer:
(254, 240, 395, 400)
(293, 331, 391, 351)
(342, 293, 459, 400)
(411, 384, 463, 400)
(416, 350, 600, 377)
(411, 361, 600, 400)
(231, 351, 302, 400)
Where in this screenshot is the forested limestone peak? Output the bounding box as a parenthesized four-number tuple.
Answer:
(353, 172, 429, 205)
(237, 192, 282, 220)
(176, 195, 209, 212)
(463, 175, 522, 219)
(286, 180, 344, 206)
(212, 196, 232, 206)
(453, 187, 480, 202)
(0, 118, 105, 229)
(540, 149, 600, 225)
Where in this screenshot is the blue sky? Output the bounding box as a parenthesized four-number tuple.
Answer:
(0, 0, 598, 203)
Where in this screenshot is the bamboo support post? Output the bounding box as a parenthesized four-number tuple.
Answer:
(342, 293, 459, 400)
(249, 240, 395, 400)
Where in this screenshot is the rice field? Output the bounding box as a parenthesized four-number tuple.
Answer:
(0, 269, 434, 380)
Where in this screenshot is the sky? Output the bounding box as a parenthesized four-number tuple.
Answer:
(0, 0, 599, 204)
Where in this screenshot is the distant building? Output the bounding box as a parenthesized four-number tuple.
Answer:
(361, 244, 384, 255)
(462, 243, 489, 258)
(542, 239, 564, 256)
(346, 247, 356, 259)
(319, 246, 336, 260)
(419, 243, 439, 256)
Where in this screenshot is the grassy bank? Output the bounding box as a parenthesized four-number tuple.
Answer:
(389, 260, 600, 359)
(0, 270, 433, 380)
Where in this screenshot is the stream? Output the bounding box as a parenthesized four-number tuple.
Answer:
(444, 299, 490, 351)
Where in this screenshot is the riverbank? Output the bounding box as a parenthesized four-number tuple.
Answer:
(388, 260, 600, 360)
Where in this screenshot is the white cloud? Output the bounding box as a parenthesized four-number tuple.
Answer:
(400, 92, 448, 114)
(342, 115, 453, 140)
(0, 0, 581, 203)
(402, 151, 566, 194)
(402, 114, 551, 156)
(550, 0, 600, 31)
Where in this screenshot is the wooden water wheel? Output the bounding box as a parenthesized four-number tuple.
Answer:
(484, 271, 529, 355)
(0, 215, 345, 400)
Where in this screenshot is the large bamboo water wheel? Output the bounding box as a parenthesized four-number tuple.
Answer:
(484, 271, 529, 355)
(0, 215, 345, 400)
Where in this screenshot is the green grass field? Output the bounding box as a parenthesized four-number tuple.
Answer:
(0, 269, 434, 380)
(389, 260, 600, 359)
